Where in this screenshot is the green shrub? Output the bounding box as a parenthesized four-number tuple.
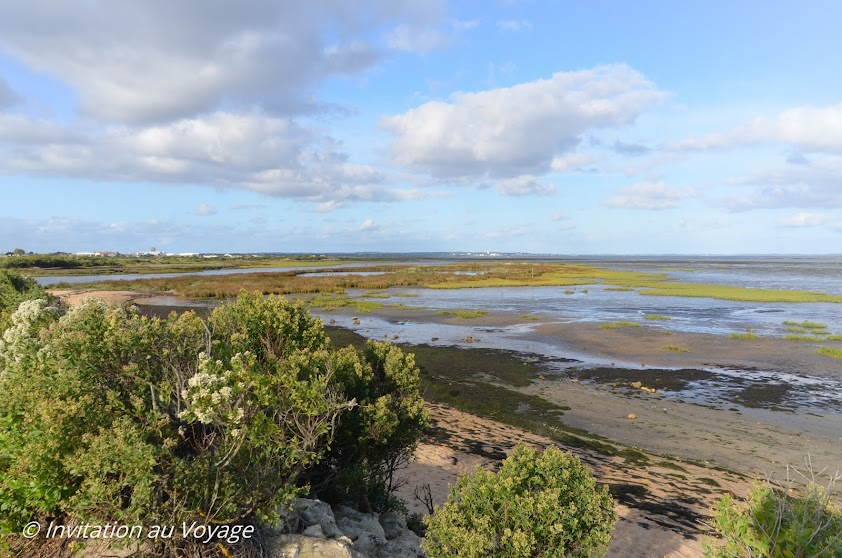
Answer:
(0, 291, 425, 555)
(0, 270, 50, 333)
(311, 339, 428, 512)
(422, 444, 616, 558)
(705, 470, 842, 557)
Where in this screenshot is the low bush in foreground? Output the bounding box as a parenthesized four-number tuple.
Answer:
(0, 290, 426, 556)
(704, 464, 842, 557)
(422, 444, 616, 558)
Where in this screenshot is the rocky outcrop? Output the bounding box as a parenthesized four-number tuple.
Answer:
(267, 499, 423, 558)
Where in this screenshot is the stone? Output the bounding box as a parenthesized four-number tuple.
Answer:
(294, 498, 344, 539)
(380, 529, 424, 558)
(627, 413, 637, 420)
(267, 534, 354, 558)
(378, 511, 407, 541)
(302, 524, 325, 538)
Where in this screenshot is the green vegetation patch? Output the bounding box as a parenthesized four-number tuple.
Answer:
(729, 331, 759, 340)
(662, 345, 689, 352)
(644, 314, 671, 321)
(784, 334, 825, 342)
(817, 347, 842, 359)
(437, 309, 487, 319)
(599, 320, 642, 330)
(639, 283, 842, 303)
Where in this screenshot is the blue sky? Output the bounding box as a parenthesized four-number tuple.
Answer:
(1, 0, 841, 254)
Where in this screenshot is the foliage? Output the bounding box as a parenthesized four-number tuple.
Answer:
(0, 291, 426, 556)
(704, 465, 842, 558)
(817, 347, 842, 359)
(0, 270, 51, 334)
(599, 320, 641, 329)
(422, 443, 616, 558)
(311, 339, 428, 512)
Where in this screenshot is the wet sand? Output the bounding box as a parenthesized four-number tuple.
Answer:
(397, 403, 748, 558)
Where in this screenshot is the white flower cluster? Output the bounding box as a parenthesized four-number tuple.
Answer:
(179, 352, 248, 431)
(0, 298, 57, 369)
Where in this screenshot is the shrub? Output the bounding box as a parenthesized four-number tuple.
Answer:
(0, 291, 425, 556)
(0, 270, 50, 334)
(704, 465, 842, 557)
(422, 444, 616, 558)
(309, 339, 428, 512)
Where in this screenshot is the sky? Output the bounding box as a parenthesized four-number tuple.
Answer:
(1, 0, 841, 255)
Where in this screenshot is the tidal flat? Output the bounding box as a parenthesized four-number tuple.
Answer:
(46, 256, 842, 554)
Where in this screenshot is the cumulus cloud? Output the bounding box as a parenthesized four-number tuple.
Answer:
(0, 110, 435, 206)
(603, 182, 698, 210)
(777, 212, 834, 228)
(722, 156, 842, 210)
(380, 64, 665, 179)
(195, 203, 217, 216)
(0, 1, 445, 123)
(675, 103, 842, 153)
(359, 218, 378, 232)
(496, 175, 556, 196)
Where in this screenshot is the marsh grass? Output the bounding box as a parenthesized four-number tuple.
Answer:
(599, 321, 641, 330)
(729, 330, 759, 340)
(644, 314, 671, 321)
(521, 314, 540, 321)
(784, 335, 826, 342)
(826, 335, 842, 341)
(437, 309, 487, 319)
(305, 293, 384, 313)
(662, 345, 689, 352)
(817, 347, 842, 359)
(639, 283, 842, 303)
(55, 260, 842, 305)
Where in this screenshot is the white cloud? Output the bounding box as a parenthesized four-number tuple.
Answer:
(675, 103, 842, 153)
(722, 156, 842, 210)
(359, 218, 378, 232)
(497, 19, 533, 31)
(0, 1, 444, 123)
(549, 153, 594, 172)
(380, 64, 665, 179)
(777, 212, 834, 228)
(496, 175, 556, 196)
(0, 111, 436, 206)
(195, 203, 217, 216)
(603, 182, 698, 210)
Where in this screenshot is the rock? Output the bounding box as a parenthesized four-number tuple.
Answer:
(378, 511, 407, 541)
(294, 499, 344, 539)
(381, 529, 424, 558)
(627, 413, 637, 420)
(335, 506, 387, 542)
(630, 381, 642, 389)
(302, 524, 325, 538)
(268, 534, 355, 558)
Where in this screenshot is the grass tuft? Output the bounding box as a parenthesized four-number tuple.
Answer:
(599, 321, 641, 330)
(784, 335, 825, 342)
(437, 309, 487, 319)
(729, 330, 759, 340)
(662, 345, 689, 352)
(644, 314, 671, 321)
(817, 347, 842, 359)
